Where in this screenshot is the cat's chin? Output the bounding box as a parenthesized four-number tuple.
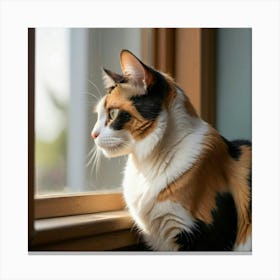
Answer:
(102, 150, 129, 158)
(101, 146, 131, 158)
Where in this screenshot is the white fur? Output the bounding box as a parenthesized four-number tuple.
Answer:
(92, 96, 133, 157)
(122, 89, 209, 250)
(143, 201, 195, 251)
(234, 236, 252, 251)
(92, 90, 208, 250)
(125, 89, 208, 202)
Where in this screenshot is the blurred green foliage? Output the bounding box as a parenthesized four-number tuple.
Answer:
(36, 87, 68, 195)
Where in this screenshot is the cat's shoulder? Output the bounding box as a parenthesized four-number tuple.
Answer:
(221, 136, 252, 161)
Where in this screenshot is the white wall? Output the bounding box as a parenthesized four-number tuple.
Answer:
(216, 28, 252, 141)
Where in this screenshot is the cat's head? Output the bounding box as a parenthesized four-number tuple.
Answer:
(91, 50, 178, 158)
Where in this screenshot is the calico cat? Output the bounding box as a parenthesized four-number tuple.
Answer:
(91, 50, 252, 251)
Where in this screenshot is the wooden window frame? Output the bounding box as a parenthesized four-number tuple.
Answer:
(34, 192, 125, 219)
(175, 28, 216, 126)
(142, 28, 216, 126)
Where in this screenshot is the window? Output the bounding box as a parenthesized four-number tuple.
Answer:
(35, 28, 143, 196)
(29, 28, 144, 251)
(34, 28, 217, 198)
(35, 28, 70, 195)
(29, 28, 251, 251)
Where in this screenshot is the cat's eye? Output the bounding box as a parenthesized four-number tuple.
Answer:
(108, 108, 119, 120)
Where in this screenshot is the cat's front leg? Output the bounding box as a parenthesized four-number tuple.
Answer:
(143, 229, 181, 251)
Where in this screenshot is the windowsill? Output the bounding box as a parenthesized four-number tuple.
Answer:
(29, 210, 140, 251)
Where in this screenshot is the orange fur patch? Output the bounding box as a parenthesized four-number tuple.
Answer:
(105, 85, 157, 140)
(157, 127, 252, 244)
(157, 127, 229, 223)
(104, 74, 199, 141)
(229, 145, 252, 245)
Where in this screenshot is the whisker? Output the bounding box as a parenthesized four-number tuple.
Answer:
(86, 91, 99, 101)
(86, 145, 96, 159)
(86, 147, 97, 167)
(88, 80, 103, 99)
(86, 144, 102, 177)
(72, 90, 99, 114)
(94, 148, 102, 177)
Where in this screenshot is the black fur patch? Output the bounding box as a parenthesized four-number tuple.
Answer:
(129, 70, 170, 120)
(110, 110, 131, 130)
(222, 136, 251, 160)
(222, 136, 252, 218)
(175, 193, 238, 251)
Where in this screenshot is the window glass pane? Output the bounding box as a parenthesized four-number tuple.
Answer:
(35, 28, 69, 195)
(35, 28, 143, 195)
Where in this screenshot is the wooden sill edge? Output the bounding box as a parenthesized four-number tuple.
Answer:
(30, 210, 137, 250)
(34, 191, 125, 219)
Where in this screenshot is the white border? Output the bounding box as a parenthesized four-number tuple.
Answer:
(0, 1, 279, 280)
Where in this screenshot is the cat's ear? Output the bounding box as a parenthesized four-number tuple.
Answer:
(102, 68, 124, 89)
(120, 50, 153, 89)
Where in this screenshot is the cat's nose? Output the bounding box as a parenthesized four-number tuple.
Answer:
(91, 131, 100, 139)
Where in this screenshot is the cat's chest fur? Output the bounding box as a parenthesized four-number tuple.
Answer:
(123, 160, 196, 251)
(122, 117, 209, 250)
(122, 161, 152, 231)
